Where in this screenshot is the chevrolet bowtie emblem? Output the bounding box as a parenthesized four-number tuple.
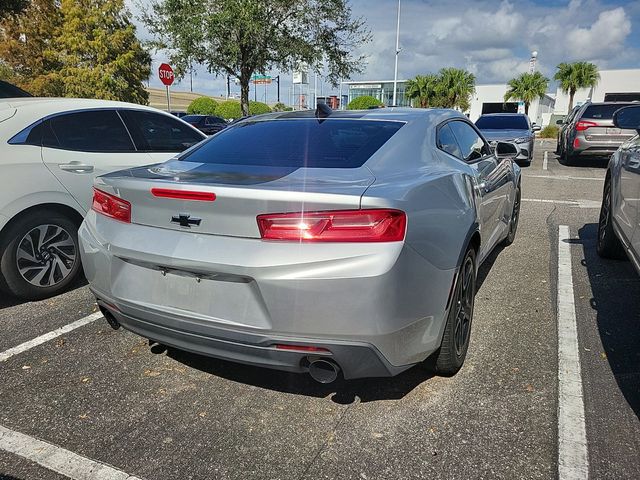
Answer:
(171, 213, 202, 228)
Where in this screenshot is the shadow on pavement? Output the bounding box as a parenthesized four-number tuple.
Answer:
(0, 276, 87, 311)
(160, 345, 433, 404)
(554, 153, 609, 169)
(577, 223, 640, 420)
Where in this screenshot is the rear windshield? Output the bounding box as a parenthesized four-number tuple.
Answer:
(181, 119, 404, 168)
(182, 115, 204, 123)
(582, 104, 636, 119)
(475, 115, 529, 130)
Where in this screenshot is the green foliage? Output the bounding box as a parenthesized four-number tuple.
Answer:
(0, 62, 15, 81)
(540, 125, 559, 138)
(504, 72, 549, 115)
(142, 0, 371, 116)
(216, 100, 272, 119)
(347, 95, 383, 110)
(554, 62, 599, 111)
(0, 0, 150, 102)
(272, 102, 292, 112)
(0, 0, 64, 96)
(0, 0, 28, 19)
(405, 68, 475, 110)
(187, 97, 218, 115)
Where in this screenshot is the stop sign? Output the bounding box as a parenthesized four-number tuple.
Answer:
(158, 63, 174, 86)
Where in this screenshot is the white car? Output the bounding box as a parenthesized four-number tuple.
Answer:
(0, 98, 206, 300)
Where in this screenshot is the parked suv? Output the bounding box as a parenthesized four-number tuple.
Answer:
(559, 102, 638, 165)
(475, 113, 539, 166)
(0, 98, 206, 300)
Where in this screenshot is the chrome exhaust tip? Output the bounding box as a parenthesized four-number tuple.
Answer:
(308, 358, 340, 384)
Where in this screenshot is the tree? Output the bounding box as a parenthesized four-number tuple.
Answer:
(554, 62, 599, 112)
(436, 67, 475, 111)
(347, 95, 382, 110)
(54, 0, 151, 104)
(142, 0, 371, 116)
(405, 74, 438, 108)
(0, 0, 28, 19)
(215, 100, 271, 119)
(0, 0, 63, 96)
(504, 71, 549, 115)
(187, 97, 218, 115)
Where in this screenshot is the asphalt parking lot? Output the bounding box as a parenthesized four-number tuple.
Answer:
(1, 140, 639, 480)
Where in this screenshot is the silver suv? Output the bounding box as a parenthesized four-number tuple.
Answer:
(560, 101, 638, 165)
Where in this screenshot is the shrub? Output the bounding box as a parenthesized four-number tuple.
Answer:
(215, 100, 272, 119)
(347, 95, 383, 110)
(272, 102, 289, 112)
(186, 97, 218, 115)
(539, 125, 559, 138)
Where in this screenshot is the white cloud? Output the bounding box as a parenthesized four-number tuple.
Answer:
(565, 7, 631, 59)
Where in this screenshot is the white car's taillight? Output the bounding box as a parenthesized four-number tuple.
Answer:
(91, 188, 131, 223)
(257, 209, 406, 242)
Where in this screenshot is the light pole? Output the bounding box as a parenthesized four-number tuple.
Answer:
(392, 0, 401, 106)
(529, 51, 538, 74)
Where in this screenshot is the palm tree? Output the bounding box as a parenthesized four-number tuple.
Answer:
(504, 71, 549, 115)
(437, 67, 476, 111)
(554, 62, 599, 112)
(405, 74, 439, 108)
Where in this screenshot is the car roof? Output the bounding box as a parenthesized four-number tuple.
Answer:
(243, 107, 467, 126)
(0, 97, 166, 118)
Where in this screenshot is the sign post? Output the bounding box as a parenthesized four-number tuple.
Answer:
(158, 63, 175, 112)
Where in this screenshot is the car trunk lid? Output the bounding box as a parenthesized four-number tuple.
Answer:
(96, 160, 375, 238)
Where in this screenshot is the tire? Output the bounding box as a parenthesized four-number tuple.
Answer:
(0, 210, 81, 300)
(426, 248, 477, 376)
(597, 177, 626, 260)
(503, 183, 521, 246)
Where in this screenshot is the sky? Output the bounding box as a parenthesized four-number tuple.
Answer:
(129, 0, 640, 103)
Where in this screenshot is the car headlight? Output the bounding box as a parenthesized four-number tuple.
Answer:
(514, 137, 530, 144)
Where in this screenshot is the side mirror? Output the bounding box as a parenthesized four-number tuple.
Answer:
(495, 141, 518, 158)
(556, 119, 564, 125)
(532, 125, 541, 132)
(613, 105, 640, 131)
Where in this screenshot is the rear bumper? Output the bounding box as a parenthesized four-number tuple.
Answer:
(79, 212, 456, 377)
(94, 290, 410, 379)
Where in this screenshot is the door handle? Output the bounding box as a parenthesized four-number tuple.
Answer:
(59, 163, 94, 173)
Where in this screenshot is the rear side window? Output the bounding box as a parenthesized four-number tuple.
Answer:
(46, 110, 135, 152)
(448, 121, 489, 162)
(437, 124, 462, 159)
(182, 119, 404, 168)
(122, 110, 205, 152)
(582, 104, 636, 120)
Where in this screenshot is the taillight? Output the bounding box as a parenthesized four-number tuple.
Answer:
(573, 138, 580, 149)
(576, 120, 597, 131)
(91, 188, 131, 223)
(151, 188, 216, 201)
(274, 344, 330, 353)
(257, 209, 406, 242)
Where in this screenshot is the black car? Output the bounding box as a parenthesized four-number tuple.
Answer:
(182, 114, 227, 135)
(0, 80, 32, 98)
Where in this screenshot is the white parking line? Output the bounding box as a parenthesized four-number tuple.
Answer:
(557, 225, 589, 480)
(0, 424, 143, 480)
(0, 312, 102, 363)
(523, 198, 600, 209)
(543, 151, 548, 170)
(524, 174, 603, 182)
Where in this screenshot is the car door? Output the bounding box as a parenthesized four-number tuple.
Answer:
(40, 109, 146, 211)
(447, 120, 512, 259)
(617, 135, 640, 250)
(119, 110, 206, 164)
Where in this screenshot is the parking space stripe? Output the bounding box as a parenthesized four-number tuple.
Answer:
(543, 151, 548, 170)
(524, 174, 603, 182)
(557, 225, 589, 480)
(523, 198, 600, 209)
(0, 312, 102, 363)
(0, 424, 143, 480)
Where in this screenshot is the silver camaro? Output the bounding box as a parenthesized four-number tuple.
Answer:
(79, 108, 521, 382)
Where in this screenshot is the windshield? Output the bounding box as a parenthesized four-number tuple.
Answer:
(181, 118, 404, 168)
(476, 115, 529, 130)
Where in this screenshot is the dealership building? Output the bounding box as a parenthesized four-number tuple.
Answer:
(345, 69, 640, 126)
